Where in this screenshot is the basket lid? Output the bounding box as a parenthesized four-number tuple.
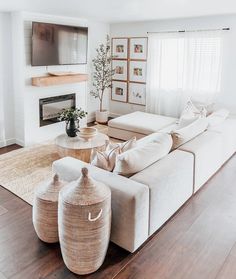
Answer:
(60, 168, 111, 206)
(36, 174, 65, 202)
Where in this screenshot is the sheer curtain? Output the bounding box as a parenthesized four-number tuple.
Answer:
(146, 30, 223, 117)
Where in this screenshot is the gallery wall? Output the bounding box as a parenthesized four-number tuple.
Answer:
(110, 14, 236, 117)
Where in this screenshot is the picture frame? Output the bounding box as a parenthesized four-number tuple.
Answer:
(128, 83, 146, 106)
(112, 38, 128, 59)
(112, 60, 128, 81)
(111, 81, 128, 103)
(130, 37, 148, 60)
(129, 61, 147, 83)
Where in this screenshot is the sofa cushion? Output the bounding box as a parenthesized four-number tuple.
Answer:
(52, 157, 149, 253)
(171, 118, 208, 149)
(207, 108, 229, 128)
(208, 117, 236, 161)
(108, 111, 177, 135)
(131, 150, 194, 235)
(179, 131, 223, 192)
(113, 133, 173, 176)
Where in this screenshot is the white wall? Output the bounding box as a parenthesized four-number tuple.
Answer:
(10, 12, 109, 146)
(110, 14, 236, 116)
(0, 13, 15, 147)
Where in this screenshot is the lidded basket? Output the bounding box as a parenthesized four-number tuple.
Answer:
(58, 167, 111, 275)
(33, 174, 66, 243)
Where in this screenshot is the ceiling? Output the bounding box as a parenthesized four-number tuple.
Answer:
(0, 0, 236, 23)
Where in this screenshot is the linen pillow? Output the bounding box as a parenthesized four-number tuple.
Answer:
(207, 109, 229, 128)
(171, 118, 208, 149)
(118, 136, 137, 153)
(113, 133, 172, 176)
(137, 132, 168, 146)
(179, 100, 203, 128)
(91, 144, 119, 171)
(91, 137, 136, 171)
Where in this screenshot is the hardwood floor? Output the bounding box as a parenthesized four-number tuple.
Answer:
(0, 145, 236, 279)
(0, 144, 22, 155)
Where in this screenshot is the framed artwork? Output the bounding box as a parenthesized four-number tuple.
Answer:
(128, 83, 146, 105)
(129, 61, 147, 83)
(111, 81, 128, 102)
(112, 60, 128, 81)
(130, 37, 148, 60)
(112, 38, 128, 59)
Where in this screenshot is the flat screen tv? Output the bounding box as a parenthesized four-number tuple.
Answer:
(31, 22, 88, 66)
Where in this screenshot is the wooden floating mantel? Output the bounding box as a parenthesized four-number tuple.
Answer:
(32, 74, 88, 87)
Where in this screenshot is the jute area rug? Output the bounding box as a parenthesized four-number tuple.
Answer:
(0, 124, 112, 205)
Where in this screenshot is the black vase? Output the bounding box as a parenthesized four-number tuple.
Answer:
(66, 119, 79, 137)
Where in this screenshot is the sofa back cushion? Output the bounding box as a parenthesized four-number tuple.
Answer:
(113, 133, 172, 176)
(171, 118, 208, 149)
(207, 109, 229, 128)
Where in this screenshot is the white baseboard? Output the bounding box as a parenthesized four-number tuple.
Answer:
(15, 138, 25, 147)
(0, 138, 17, 148)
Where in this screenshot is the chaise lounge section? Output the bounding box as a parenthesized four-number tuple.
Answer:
(53, 113, 236, 253)
(108, 111, 177, 140)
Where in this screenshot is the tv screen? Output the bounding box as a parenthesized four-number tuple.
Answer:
(31, 22, 88, 66)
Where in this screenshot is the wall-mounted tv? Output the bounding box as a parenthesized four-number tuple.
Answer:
(31, 22, 88, 66)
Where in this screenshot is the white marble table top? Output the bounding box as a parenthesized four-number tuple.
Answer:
(55, 133, 109, 150)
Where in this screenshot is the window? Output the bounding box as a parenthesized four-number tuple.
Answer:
(146, 30, 223, 117)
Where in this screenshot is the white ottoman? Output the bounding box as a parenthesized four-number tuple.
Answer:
(108, 111, 177, 140)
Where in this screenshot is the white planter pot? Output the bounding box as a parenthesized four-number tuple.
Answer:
(96, 110, 108, 124)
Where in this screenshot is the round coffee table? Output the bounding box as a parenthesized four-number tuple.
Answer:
(55, 133, 109, 163)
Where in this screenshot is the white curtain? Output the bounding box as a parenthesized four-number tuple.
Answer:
(146, 30, 223, 117)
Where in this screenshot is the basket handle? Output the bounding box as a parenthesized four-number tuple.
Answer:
(88, 209, 103, 222)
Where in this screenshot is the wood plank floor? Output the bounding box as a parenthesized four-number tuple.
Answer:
(0, 144, 21, 155)
(0, 145, 236, 279)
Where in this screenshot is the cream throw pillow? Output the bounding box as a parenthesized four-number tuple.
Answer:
(118, 136, 137, 152)
(171, 118, 208, 149)
(113, 133, 172, 176)
(179, 100, 208, 129)
(91, 137, 136, 171)
(137, 132, 168, 146)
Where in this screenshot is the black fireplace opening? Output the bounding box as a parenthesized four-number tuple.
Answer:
(39, 93, 76, 127)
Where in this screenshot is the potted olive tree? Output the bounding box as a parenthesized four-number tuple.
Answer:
(90, 36, 115, 124)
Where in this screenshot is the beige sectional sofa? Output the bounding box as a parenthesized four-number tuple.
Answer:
(52, 114, 236, 253)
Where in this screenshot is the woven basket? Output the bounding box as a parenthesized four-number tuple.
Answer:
(58, 168, 111, 275)
(33, 174, 66, 243)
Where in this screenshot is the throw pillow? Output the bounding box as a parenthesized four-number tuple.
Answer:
(171, 118, 208, 149)
(91, 144, 120, 171)
(91, 137, 137, 172)
(118, 136, 137, 153)
(113, 133, 172, 176)
(179, 100, 201, 128)
(191, 99, 216, 116)
(137, 132, 169, 146)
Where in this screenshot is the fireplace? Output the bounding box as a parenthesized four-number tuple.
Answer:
(39, 94, 76, 127)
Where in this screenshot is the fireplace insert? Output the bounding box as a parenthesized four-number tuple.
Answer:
(39, 94, 76, 127)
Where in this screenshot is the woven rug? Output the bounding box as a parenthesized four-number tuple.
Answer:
(0, 124, 111, 205)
